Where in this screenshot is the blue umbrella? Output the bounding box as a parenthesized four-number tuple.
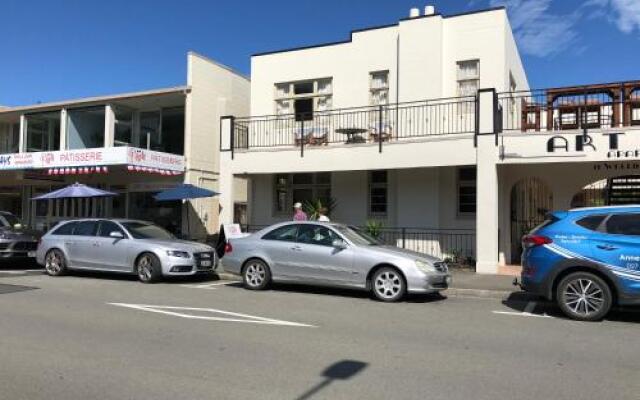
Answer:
(153, 184, 219, 201)
(31, 183, 117, 200)
(154, 184, 219, 239)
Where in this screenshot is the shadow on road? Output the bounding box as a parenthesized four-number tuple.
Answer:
(295, 360, 368, 400)
(54, 269, 222, 284)
(0, 259, 42, 270)
(501, 291, 640, 323)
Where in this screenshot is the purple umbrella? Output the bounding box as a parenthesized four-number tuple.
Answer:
(31, 183, 117, 200)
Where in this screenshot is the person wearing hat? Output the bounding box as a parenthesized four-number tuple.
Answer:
(293, 202, 308, 221)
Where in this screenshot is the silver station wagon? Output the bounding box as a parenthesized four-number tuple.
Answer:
(222, 222, 451, 302)
(37, 219, 217, 283)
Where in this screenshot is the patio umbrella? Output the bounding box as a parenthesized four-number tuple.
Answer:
(31, 183, 117, 200)
(153, 184, 220, 239)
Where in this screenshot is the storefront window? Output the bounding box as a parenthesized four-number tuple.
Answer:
(25, 111, 61, 152)
(67, 106, 105, 149)
(128, 192, 182, 235)
(273, 173, 332, 215)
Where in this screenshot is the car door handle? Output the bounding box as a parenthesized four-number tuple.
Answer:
(291, 246, 302, 251)
(597, 244, 617, 251)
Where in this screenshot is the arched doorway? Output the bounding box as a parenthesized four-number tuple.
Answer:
(571, 175, 640, 208)
(510, 178, 553, 264)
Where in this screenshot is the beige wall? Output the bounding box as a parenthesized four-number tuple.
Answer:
(184, 52, 250, 236)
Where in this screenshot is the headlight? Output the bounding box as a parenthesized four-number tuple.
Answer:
(166, 250, 190, 258)
(415, 260, 436, 273)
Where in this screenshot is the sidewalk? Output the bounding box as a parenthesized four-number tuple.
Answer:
(216, 268, 522, 299)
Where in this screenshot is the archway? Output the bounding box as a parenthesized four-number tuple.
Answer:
(571, 175, 640, 208)
(510, 177, 553, 264)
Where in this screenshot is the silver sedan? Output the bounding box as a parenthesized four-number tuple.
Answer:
(36, 219, 217, 283)
(221, 222, 451, 301)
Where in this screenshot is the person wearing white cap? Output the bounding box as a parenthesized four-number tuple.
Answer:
(293, 202, 308, 221)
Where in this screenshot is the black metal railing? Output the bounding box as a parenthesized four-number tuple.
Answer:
(497, 85, 640, 132)
(232, 96, 476, 152)
(242, 224, 476, 266)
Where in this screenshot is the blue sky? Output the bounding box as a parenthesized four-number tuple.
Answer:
(1, 0, 639, 106)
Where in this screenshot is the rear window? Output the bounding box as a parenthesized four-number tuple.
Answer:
(605, 213, 640, 236)
(51, 221, 77, 235)
(576, 215, 606, 231)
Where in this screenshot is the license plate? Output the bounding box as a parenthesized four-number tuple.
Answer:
(27, 251, 36, 258)
(200, 260, 212, 267)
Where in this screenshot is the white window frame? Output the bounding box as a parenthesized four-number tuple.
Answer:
(274, 78, 333, 117)
(369, 70, 390, 106)
(456, 60, 480, 97)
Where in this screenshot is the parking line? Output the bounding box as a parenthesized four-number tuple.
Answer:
(179, 282, 235, 290)
(492, 301, 553, 318)
(108, 302, 316, 328)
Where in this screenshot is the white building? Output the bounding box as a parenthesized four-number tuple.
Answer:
(0, 52, 249, 238)
(218, 6, 640, 273)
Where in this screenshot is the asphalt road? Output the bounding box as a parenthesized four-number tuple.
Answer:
(1, 267, 639, 400)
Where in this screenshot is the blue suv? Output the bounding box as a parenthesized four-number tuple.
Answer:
(520, 205, 640, 321)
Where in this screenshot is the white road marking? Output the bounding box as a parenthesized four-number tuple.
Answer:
(492, 301, 553, 318)
(179, 282, 235, 290)
(108, 303, 316, 328)
(0, 269, 43, 275)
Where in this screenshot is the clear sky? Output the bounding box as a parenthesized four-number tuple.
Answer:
(1, 0, 639, 106)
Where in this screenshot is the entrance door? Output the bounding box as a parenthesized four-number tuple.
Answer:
(510, 178, 553, 264)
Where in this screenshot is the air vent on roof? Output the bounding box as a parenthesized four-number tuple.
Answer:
(409, 7, 420, 18)
(424, 5, 435, 16)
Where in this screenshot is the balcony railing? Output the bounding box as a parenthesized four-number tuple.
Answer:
(498, 81, 640, 132)
(243, 225, 476, 266)
(232, 96, 476, 152)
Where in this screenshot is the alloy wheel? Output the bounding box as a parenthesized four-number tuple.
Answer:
(138, 256, 153, 282)
(45, 251, 61, 275)
(374, 271, 402, 300)
(245, 263, 266, 287)
(562, 277, 605, 317)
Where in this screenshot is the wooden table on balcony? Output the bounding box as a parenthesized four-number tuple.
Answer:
(336, 127, 367, 144)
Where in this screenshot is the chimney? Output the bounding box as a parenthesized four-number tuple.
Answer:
(409, 7, 420, 18)
(424, 5, 436, 16)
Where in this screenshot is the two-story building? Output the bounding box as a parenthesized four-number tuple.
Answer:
(218, 6, 640, 274)
(0, 52, 249, 237)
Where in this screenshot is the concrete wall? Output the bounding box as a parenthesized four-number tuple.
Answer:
(184, 52, 250, 235)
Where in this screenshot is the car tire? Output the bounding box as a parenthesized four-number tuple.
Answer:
(242, 259, 271, 290)
(136, 253, 162, 284)
(371, 267, 406, 302)
(556, 272, 612, 321)
(44, 249, 67, 277)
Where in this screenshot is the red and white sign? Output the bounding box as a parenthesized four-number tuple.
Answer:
(0, 147, 185, 172)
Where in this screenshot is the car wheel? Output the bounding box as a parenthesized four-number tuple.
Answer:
(45, 249, 67, 277)
(136, 253, 162, 284)
(242, 259, 271, 290)
(556, 272, 612, 321)
(371, 267, 406, 302)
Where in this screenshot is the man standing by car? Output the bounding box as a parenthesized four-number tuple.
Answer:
(293, 202, 308, 221)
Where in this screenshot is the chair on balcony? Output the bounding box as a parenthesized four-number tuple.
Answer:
(369, 122, 393, 142)
(294, 126, 329, 146)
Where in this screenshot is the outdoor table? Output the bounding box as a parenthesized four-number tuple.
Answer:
(336, 127, 367, 144)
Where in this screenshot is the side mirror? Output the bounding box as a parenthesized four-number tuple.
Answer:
(332, 239, 347, 249)
(109, 231, 125, 239)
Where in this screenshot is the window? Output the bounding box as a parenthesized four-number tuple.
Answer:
(72, 221, 98, 236)
(263, 224, 298, 242)
(273, 173, 331, 215)
(25, 111, 61, 152)
(576, 215, 606, 231)
(370, 71, 389, 106)
(274, 78, 333, 121)
(67, 107, 105, 150)
(98, 221, 125, 238)
(122, 221, 174, 240)
(368, 170, 388, 216)
(52, 221, 77, 235)
(457, 60, 480, 97)
(457, 167, 476, 215)
(114, 107, 133, 147)
(296, 225, 338, 247)
(605, 214, 640, 236)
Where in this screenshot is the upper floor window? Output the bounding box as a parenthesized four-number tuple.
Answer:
(457, 167, 476, 215)
(370, 71, 389, 106)
(457, 60, 480, 97)
(275, 78, 333, 121)
(67, 107, 105, 150)
(25, 111, 61, 152)
(0, 123, 20, 154)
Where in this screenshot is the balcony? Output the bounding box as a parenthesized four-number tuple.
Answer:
(230, 96, 477, 154)
(498, 80, 640, 132)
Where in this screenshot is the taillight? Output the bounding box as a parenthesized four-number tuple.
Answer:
(522, 235, 552, 248)
(224, 242, 233, 254)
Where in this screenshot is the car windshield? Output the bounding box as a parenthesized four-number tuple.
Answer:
(333, 225, 381, 246)
(0, 214, 22, 228)
(122, 222, 174, 240)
